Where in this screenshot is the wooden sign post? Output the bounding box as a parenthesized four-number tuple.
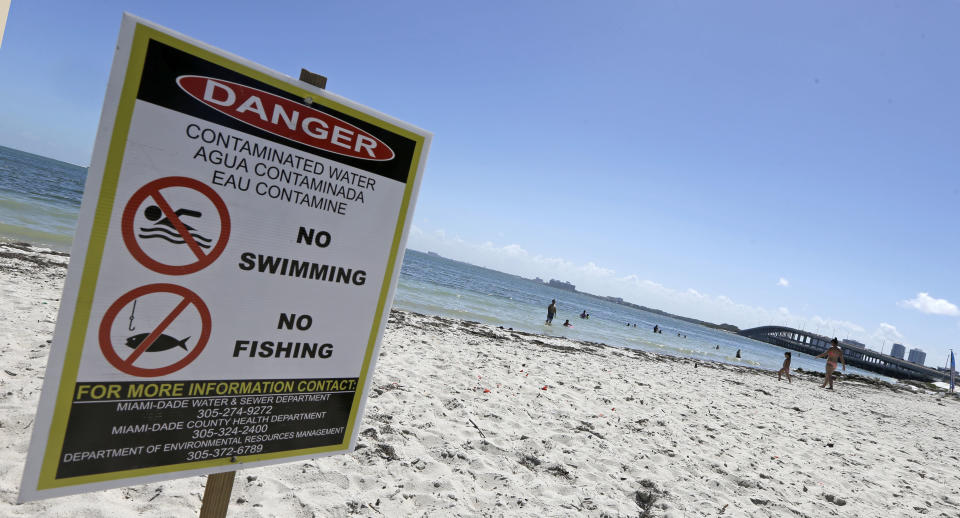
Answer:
(199, 471, 236, 518)
(196, 67, 329, 518)
(299, 68, 328, 89)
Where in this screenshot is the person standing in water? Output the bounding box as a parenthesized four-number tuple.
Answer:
(777, 352, 792, 383)
(815, 338, 846, 389)
(546, 299, 557, 325)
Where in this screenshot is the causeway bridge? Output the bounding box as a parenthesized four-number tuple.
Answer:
(738, 326, 948, 382)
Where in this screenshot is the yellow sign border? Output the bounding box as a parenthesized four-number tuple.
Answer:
(36, 22, 425, 490)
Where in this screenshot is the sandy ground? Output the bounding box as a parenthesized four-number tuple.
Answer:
(1, 242, 959, 517)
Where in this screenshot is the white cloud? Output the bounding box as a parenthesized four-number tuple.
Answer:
(899, 293, 960, 316)
(803, 315, 865, 337)
(777, 277, 790, 287)
(846, 323, 908, 352)
(406, 227, 876, 334)
(878, 322, 902, 337)
(868, 323, 904, 348)
(580, 262, 615, 277)
(502, 244, 528, 257)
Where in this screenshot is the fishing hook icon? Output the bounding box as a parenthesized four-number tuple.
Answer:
(128, 300, 137, 331)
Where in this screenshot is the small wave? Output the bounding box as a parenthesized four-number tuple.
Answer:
(0, 196, 36, 212)
(137, 232, 212, 248)
(139, 226, 212, 242)
(0, 222, 73, 251)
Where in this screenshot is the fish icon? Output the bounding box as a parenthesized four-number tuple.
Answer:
(125, 333, 191, 352)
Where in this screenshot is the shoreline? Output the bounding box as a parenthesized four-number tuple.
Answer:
(2, 243, 959, 516)
(1, 237, 933, 383)
(0, 230, 74, 255)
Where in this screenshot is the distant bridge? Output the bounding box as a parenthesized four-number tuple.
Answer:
(738, 326, 948, 382)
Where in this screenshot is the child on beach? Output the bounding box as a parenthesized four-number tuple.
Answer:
(777, 351, 792, 383)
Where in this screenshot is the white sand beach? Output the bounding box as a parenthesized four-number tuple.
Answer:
(1, 242, 959, 517)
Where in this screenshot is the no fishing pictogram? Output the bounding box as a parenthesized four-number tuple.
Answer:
(122, 176, 230, 275)
(99, 283, 211, 377)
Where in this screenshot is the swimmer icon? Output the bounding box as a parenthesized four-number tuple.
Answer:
(121, 176, 230, 275)
(138, 205, 212, 249)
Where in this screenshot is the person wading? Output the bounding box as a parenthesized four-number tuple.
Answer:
(545, 299, 557, 325)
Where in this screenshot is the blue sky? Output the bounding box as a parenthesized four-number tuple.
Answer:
(2, 1, 958, 365)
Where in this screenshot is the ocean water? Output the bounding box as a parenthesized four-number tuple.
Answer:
(0, 145, 889, 379)
(395, 250, 893, 379)
(0, 146, 86, 251)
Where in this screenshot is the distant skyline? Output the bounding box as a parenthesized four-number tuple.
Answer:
(1, 1, 958, 365)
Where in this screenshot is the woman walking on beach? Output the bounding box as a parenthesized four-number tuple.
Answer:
(816, 338, 846, 389)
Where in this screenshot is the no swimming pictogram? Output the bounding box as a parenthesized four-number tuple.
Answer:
(122, 176, 230, 275)
(99, 283, 211, 377)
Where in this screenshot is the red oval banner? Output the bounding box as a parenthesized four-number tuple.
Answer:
(176, 75, 395, 161)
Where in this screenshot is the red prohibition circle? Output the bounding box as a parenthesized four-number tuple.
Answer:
(99, 283, 211, 377)
(122, 176, 231, 275)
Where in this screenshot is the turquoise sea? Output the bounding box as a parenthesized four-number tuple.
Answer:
(0, 145, 889, 379)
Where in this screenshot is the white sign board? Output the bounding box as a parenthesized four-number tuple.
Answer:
(20, 14, 430, 501)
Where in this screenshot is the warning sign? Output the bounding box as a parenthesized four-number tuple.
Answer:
(20, 14, 430, 502)
(121, 176, 230, 275)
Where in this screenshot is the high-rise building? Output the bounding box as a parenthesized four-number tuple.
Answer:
(547, 279, 576, 291)
(890, 343, 906, 359)
(907, 348, 926, 366)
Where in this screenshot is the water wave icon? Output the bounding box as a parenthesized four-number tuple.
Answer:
(138, 225, 212, 248)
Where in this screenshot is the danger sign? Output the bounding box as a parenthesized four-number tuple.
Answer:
(21, 14, 430, 502)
